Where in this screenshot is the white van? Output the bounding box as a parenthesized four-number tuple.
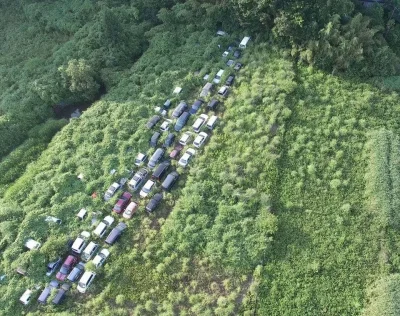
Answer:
(93, 216, 114, 238)
(239, 36, 250, 49)
(213, 69, 224, 84)
(206, 115, 218, 130)
(20, 289, 33, 305)
(77, 271, 96, 293)
(76, 208, 87, 220)
(81, 242, 99, 262)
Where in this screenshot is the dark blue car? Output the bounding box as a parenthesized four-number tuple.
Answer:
(189, 100, 204, 115)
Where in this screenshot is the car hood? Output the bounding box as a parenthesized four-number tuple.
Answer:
(56, 272, 66, 281)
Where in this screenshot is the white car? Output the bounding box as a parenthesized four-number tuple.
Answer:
(218, 85, 229, 97)
(140, 180, 155, 198)
(222, 51, 229, 57)
(24, 239, 41, 250)
(179, 131, 192, 146)
(134, 153, 147, 166)
(192, 114, 208, 133)
(160, 120, 171, 132)
(104, 182, 121, 201)
(71, 231, 91, 254)
(92, 249, 110, 268)
(193, 132, 208, 148)
(178, 148, 196, 168)
(93, 216, 114, 238)
(77, 271, 96, 293)
(213, 69, 224, 84)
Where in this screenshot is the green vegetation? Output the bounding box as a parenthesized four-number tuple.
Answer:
(2, 0, 400, 315)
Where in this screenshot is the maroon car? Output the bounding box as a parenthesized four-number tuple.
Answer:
(113, 191, 132, 214)
(56, 255, 78, 281)
(169, 144, 184, 160)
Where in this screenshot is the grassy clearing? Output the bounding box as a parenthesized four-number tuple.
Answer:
(258, 65, 400, 315)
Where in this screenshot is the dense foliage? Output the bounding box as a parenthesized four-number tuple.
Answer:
(2, 0, 400, 315)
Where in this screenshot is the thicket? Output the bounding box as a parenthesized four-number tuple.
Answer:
(2, 0, 400, 315)
(0, 0, 180, 159)
(0, 1, 269, 314)
(230, 0, 400, 76)
(0, 119, 67, 195)
(255, 57, 400, 315)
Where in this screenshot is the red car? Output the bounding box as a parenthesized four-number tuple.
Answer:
(56, 255, 78, 281)
(113, 191, 132, 214)
(169, 144, 183, 160)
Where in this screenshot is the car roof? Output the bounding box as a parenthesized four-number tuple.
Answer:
(104, 215, 114, 223)
(116, 222, 127, 230)
(143, 180, 155, 189)
(122, 191, 132, 199)
(83, 241, 99, 252)
(80, 271, 95, 283)
(25, 239, 41, 250)
(126, 201, 138, 209)
(64, 255, 76, 265)
(181, 153, 190, 160)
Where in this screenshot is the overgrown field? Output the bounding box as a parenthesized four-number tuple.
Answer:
(258, 64, 400, 315)
(3, 1, 400, 315)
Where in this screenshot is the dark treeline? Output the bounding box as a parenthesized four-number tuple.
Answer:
(1, 0, 400, 160)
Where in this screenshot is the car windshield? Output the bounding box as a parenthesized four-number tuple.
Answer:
(60, 265, 69, 275)
(78, 282, 86, 289)
(181, 159, 187, 164)
(143, 186, 151, 193)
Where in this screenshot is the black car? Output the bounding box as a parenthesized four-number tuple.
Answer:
(189, 100, 204, 115)
(146, 115, 160, 129)
(46, 257, 62, 276)
(161, 171, 179, 191)
(163, 133, 175, 147)
(172, 101, 188, 118)
(233, 50, 241, 58)
(174, 112, 190, 131)
(150, 132, 161, 147)
(226, 75, 235, 86)
(152, 161, 171, 181)
(146, 193, 163, 212)
(52, 283, 71, 305)
(234, 62, 242, 71)
(207, 99, 219, 111)
(105, 222, 127, 245)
